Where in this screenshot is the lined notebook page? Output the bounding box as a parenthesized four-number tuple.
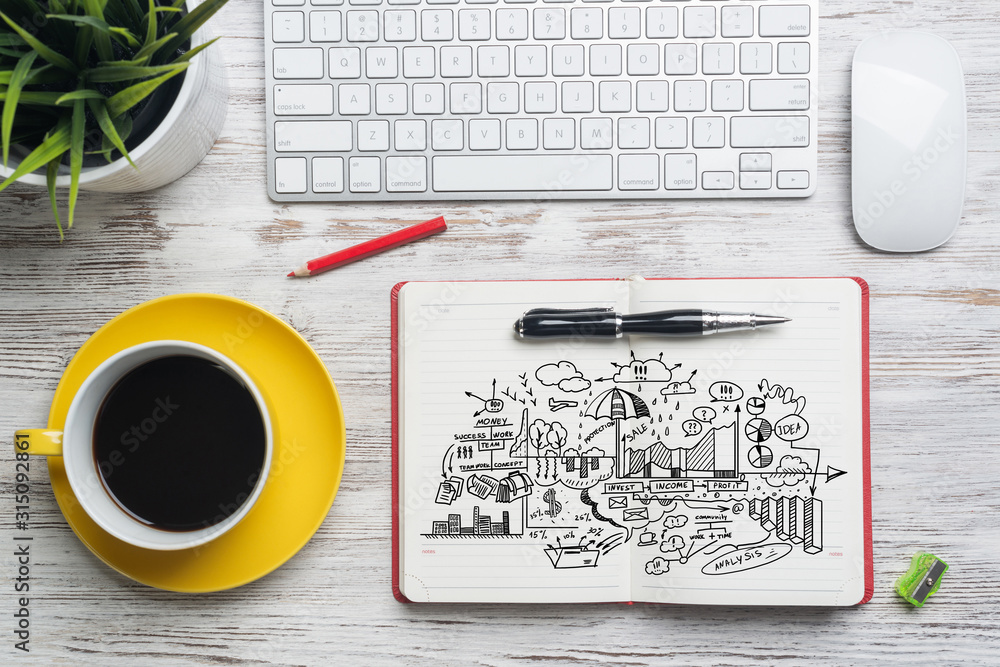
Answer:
(627, 278, 866, 606)
(398, 280, 632, 603)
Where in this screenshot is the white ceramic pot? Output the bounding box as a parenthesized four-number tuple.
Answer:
(2, 0, 227, 192)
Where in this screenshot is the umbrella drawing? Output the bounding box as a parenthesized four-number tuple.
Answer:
(586, 387, 650, 477)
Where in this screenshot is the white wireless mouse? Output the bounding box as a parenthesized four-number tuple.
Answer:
(851, 31, 966, 252)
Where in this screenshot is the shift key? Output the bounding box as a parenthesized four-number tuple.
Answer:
(274, 84, 334, 115)
(730, 116, 809, 148)
(275, 121, 352, 151)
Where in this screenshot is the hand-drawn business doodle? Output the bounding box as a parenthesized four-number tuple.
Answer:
(425, 355, 847, 577)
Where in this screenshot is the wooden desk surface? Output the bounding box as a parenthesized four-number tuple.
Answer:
(1, 0, 998, 664)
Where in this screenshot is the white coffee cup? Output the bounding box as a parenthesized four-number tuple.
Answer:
(15, 341, 273, 551)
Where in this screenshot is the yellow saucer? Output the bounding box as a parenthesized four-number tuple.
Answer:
(46, 294, 346, 592)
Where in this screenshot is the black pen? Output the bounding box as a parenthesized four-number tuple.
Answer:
(514, 308, 790, 339)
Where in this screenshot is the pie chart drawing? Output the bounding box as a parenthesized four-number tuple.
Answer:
(745, 417, 772, 443)
(748, 445, 773, 468)
(746, 397, 766, 415)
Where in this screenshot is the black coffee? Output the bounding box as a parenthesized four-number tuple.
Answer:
(93, 355, 267, 531)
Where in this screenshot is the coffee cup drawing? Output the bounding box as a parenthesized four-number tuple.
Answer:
(14, 341, 273, 551)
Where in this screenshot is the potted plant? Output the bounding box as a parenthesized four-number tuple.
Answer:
(0, 0, 229, 237)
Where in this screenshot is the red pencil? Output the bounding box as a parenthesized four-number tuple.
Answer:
(287, 216, 447, 277)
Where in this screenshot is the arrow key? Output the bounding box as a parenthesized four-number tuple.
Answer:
(702, 171, 734, 190)
(739, 152, 772, 172)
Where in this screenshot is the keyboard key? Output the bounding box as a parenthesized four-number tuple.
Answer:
(440, 45, 473, 76)
(534, 8, 566, 39)
(636, 80, 668, 112)
(655, 117, 687, 149)
(759, 5, 810, 37)
(692, 116, 724, 148)
(274, 84, 334, 115)
(749, 79, 810, 111)
(421, 9, 453, 40)
(562, 81, 594, 112)
(702, 43, 735, 75)
(581, 117, 612, 149)
(459, 9, 491, 40)
(543, 118, 575, 148)
(413, 82, 445, 112)
(376, 82, 408, 113)
(552, 44, 585, 75)
(346, 10, 379, 41)
(487, 82, 519, 112)
(273, 0, 305, 5)
(386, 156, 428, 192)
(740, 171, 771, 190)
(673, 80, 706, 112)
(506, 118, 538, 149)
(478, 45, 510, 76)
(730, 115, 809, 147)
(524, 81, 556, 112)
(740, 153, 772, 172)
(627, 44, 659, 76)
(645, 7, 678, 39)
(683, 7, 715, 39)
(664, 44, 696, 75)
(395, 119, 427, 150)
(497, 9, 530, 40)
(618, 154, 658, 190)
(358, 119, 390, 150)
(272, 12, 305, 42)
(312, 157, 345, 193)
(740, 43, 771, 75)
(348, 156, 380, 192)
(329, 46, 361, 78)
(570, 8, 602, 39)
(450, 82, 483, 113)
(777, 42, 810, 74)
(608, 8, 640, 39)
(664, 153, 696, 190)
(711, 79, 743, 112)
(384, 10, 417, 41)
(469, 119, 502, 149)
(274, 48, 324, 79)
(338, 83, 371, 114)
(403, 46, 435, 77)
(349, 0, 382, 6)
(703, 171, 734, 190)
(432, 119, 464, 149)
(432, 155, 613, 191)
(515, 45, 547, 76)
(366, 47, 398, 77)
(590, 44, 622, 76)
(776, 170, 810, 189)
(310, 11, 342, 42)
(720, 6, 752, 38)
(312, 0, 344, 5)
(275, 157, 307, 193)
(599, 81, 630, 112)
(274, 120, 353, 153)
(618, 117, 650, 149)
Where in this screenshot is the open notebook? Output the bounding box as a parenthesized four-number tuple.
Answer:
(392, 277, 872, 605)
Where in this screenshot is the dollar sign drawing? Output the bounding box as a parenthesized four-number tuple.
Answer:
(543, 489, 562, 518)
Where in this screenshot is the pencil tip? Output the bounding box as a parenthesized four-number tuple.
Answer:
(287, 272, 295, 278)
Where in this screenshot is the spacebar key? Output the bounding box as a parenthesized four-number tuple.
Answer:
(433, 155, 613, 192)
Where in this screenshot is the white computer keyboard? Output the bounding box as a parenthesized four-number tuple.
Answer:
(265, 0, 817, 201)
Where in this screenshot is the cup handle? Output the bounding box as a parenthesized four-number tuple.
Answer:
(14, 430, 64, 456)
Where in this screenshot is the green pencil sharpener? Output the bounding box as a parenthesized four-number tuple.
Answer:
(895, 552, 948, 607)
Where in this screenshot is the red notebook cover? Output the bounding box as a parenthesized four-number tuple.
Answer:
(391, 278, 873, 605)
